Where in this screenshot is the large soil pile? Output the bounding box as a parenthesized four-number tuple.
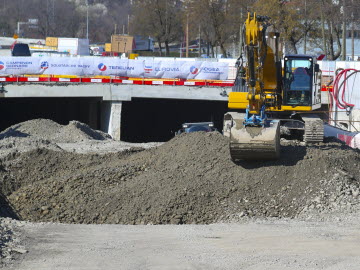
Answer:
(0, 128, 359, 224)
(0, 119, 112, 159)
(0, 119, 111, 143)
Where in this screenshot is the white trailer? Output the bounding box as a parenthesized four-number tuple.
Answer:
(57, 38, 90, 56)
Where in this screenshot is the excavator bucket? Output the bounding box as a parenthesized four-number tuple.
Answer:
(224, 112, 280, 161)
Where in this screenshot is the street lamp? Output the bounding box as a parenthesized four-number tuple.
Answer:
(86, 0, 89, 40)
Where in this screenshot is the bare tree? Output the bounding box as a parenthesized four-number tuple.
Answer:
(252, 0, 303, 53)
(315, 0, 343, 60)
(2, 0, 359, 58)
(131, 0, 183, 56)
(0, 0, 132, 42)
(188, 0, 241, 57)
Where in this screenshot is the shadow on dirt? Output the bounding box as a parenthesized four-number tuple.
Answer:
(0, 127, 29, 139)
(0, 164, 20, 220)
(235, 145, 307, 169)
(0, 193, 20, 220)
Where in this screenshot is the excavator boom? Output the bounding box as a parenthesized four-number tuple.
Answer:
(224, 13, 281, 161)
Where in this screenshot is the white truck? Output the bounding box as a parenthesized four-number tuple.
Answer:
(57, 38, 90, 56)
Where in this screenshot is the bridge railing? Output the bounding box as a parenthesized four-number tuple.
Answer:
(0, 75, 235, 87)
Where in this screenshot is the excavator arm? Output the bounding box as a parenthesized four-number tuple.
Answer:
(224, 13, 281, 161)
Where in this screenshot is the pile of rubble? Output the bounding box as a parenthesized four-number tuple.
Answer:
(0, 119, 358, 225)
(0, 119, 111, 143)
(0, 119, 111, 159)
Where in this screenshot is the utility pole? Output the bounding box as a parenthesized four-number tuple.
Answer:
(180, 35, 183, 58)
(304, 0, 307, 54)
(46, 0, 55, 35)
(86, 0, 89, 40)
(239, 7, 243, 57)
(186, 14, 189, 58)
(341, 0, 346, 61)
(46, 0, 50, 36)
(165, 0, 168, 55)
(52, 0, 55, 27)
(127, 14, 130, 35)
(198, 25, 201, 57)
(351, 0, 354, 60)
(321, 7, 327, 58)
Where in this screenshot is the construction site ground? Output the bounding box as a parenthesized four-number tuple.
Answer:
(1, 119, 360, 269)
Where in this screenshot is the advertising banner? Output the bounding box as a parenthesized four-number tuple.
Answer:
(195, 61, 229, 80)
(0, 57, 230, 80)
(0, 57, 41, 75)
(39, 57, 93, 76)
(143, 60, 162, 78)
(95, 58, 130, 77)
(127, 59, 146, 78)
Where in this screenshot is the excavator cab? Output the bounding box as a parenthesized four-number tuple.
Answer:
(283, 55, 320, 108)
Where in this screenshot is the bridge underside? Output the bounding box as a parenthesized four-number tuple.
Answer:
(121, 98, 228, 142)
(0, 97, 102, 132)
(0, 97, 228, 142)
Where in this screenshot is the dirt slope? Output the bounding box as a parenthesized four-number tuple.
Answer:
(0, 131, 359, 225)
(0, 119, 111, 143)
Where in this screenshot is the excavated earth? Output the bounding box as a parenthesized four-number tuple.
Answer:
(0, 119, 359, 225)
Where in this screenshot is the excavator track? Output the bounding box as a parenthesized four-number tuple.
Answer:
(302, 116, 324, 143)
(224, 112, 280, 161)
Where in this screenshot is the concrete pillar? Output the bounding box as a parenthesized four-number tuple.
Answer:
(101, 101, 122, 140)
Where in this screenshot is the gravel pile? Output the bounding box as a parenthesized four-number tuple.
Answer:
(0, 132, 359, 225)
(52, 121, 111, 143)
(0, 119, 62, 141)
(0, 137, 61, 159)
(0, 119, 111, 143)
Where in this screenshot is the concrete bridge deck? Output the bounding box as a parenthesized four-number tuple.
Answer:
(0, 80, 232, 141)
(0, 79, 330, 141)
(2, 83, 230, 101)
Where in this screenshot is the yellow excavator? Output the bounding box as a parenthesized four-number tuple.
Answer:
(223, 13, 323, 161)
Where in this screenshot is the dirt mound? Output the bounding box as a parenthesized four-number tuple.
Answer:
(0, 119, 112, 143)
(0, 137, 62, 159)
(1, 132, 359, 224)
(52, 121, 111, 143)
(0, 119, 62, 141)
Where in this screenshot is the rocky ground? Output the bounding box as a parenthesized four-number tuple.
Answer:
(0, 218, 27, 268)
(1, 128, 359, 225)
(0, 118, 360, 267)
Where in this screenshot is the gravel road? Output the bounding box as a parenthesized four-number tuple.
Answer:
(5, 217, 360, 270)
